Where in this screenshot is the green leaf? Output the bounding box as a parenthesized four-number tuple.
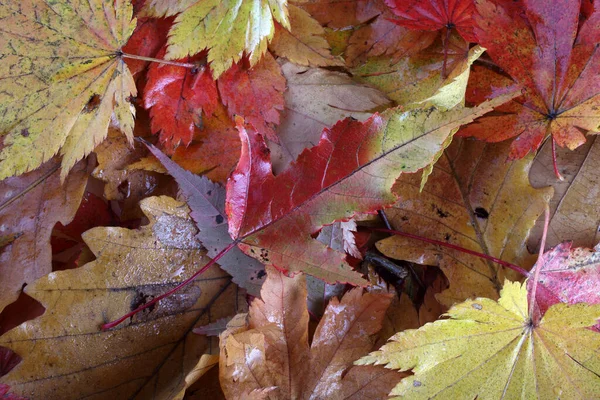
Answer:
(166, 0, 290, 78)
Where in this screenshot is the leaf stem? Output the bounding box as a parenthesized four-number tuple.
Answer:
(120, 52, 199, 69)
(101, 241, 238, 330)
(528, 205, 550, 318)
(370, 228, 529, 277)
(551, 137, 564, 181)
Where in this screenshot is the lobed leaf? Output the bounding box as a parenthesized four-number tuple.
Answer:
(226, 92, 519, 285)
(0, 196, 246, 399)
(0, 0, 136, 180)
(358, 280, 600, 399)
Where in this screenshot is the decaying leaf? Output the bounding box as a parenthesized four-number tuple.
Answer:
(219, 266, 404, 399)
(377, 139, 552, 306)
(164, 0, 290, 78)
(358, 280, 600, 399)
(0, 0, 136, 179)
(0, 159, 90, 312)
(529, 137, 600, 250)
(0, 196, 246, 399)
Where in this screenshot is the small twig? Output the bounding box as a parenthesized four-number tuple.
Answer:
(528, 205, 550, 319)
(377, 210, 425, 289)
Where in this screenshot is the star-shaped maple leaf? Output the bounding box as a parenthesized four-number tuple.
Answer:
(460, 0, 600, 159)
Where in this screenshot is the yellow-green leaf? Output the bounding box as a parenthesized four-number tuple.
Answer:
(357, 280, 600, 399)
(0, 0, 137, 180)
(166, 0, 290, 78)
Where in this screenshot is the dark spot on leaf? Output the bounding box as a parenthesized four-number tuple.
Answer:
(215, 215, 224, 224)
(130, 291, 154, 313)
(207, 190, 212, 196)
(444, 234, 451, 241)
(474, 207, 489, 219)
(256, 269, 266, 279)
(20, 129, 29, 137)
(435, 206, 449, 218)
(81, 59, 93, 65)
(83, 94, 101, 113)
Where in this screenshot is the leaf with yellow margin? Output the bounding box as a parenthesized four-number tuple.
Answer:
(377, 139, 553, 306)
(0, 196, 246, 399)
(166, 0, 290, 78)
(0, 0, 137, 180)
(357, 280, 600, 399)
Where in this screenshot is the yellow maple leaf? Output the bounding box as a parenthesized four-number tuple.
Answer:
(0, 0, 136, 180)
(164, 0, 290, 78)
(358, 280, 600, 399)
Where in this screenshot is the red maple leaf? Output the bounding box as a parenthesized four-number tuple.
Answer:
(217, 53, 286, 143)
(385, 0, 476, 42)
(143, 48, 219, 153)
(122, 17, 172, 77)
(460, 0, 600, 159)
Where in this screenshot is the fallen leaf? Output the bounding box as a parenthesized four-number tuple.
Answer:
(0, 196, 246, 399)
(529, 242, 600, 324)
(122, 17, 172, 77)
(144, 48, 218, 152)
(0, 0, 136, 179)
(529, 136, 600, 250)
(270, 4, 342, 67)
(352, 33, 477, 107)
(345, 11, 437, 67)
(358, 280, 600, 399)
(171, 104, 242, 183)
(165, 0, 290, 78)
(227, 93, 518, 286)
(218, 53, 286, 142)
(376, 139, 552, 306)
(144, 143, 266, 296)
(298, 0, 382, 29)
(0, 159, 89, 312)
(385, 0, 476, 42)
(92, 128, 177, 220)
(272, 61, 391, 171)
(461, 0, 600, 158)
(219, 266, 403, 399)
(171, 354, 219, 400)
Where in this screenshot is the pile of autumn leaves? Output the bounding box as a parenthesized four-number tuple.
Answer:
(1, 0, 600, 398)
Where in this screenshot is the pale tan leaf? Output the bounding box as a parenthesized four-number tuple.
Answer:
(219, 267, 402, 399)
(0, 158, 90, 312)
(270, 4, 342, 67)
(529, 136, 600, 250)
(0, 196, 246, 399)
